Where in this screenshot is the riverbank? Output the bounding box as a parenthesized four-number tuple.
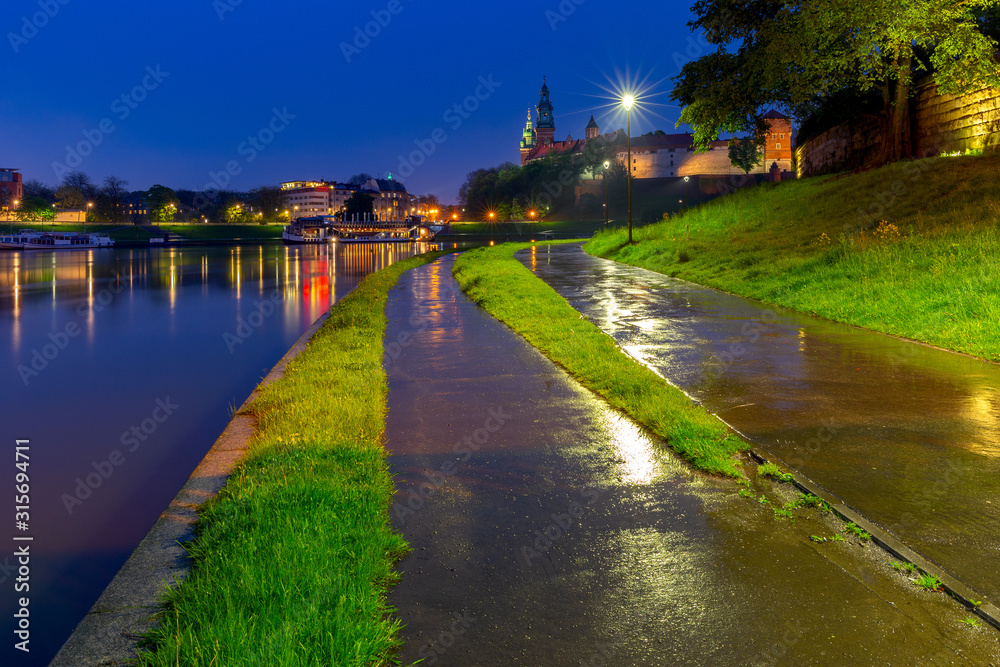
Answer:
(586, 153, 1000, 362)
(452, 242, 747, 476)
(136, 250, 447, 665)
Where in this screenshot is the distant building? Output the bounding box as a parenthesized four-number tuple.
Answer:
(0, 168, 24, 210)
(518, 79, 794, 177)
(280, 176, 410, 221)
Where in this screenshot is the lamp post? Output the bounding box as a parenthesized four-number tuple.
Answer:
(603, 160, 610, 225)
(622, 94, 634, 243)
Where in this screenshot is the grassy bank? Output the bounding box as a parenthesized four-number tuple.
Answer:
(159, 224, 285, 240)
(140, 251, 446, 666)
(441, 219, 610, 238)
(586, 154, 1000, 362)
(452, 242, 747, 476)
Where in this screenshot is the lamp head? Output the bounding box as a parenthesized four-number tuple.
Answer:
(622, 94, 635, 111)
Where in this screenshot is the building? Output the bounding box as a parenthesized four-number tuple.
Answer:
(518, 79, 794, 177)
(280, 177, 410, 221)
(358, 178, 409, 221)
(0, 168, 24, 210)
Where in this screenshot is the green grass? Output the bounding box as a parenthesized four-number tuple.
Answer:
(892, 560, 918, 573)
(843, 522, 872, 541)
(585, 154, 1000, 361)
(453, 243, 748, 476)
(139, 251, 447, 666)
(1, 222, 155, 241)
(757, 462, 795, 483)
(159, 224, 285, 240)
(916, 573, 944, 591)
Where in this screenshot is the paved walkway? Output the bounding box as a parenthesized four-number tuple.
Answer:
(382, 255, 999, 666)
(519, 243, 1000, 605)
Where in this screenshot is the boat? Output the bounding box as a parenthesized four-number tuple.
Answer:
(0, 229, 114, 250)
(283, 216, 436, 244)
(282, 216, 338, 244)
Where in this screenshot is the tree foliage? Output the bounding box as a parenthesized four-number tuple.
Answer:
(343, 192, 375, 220)
(674, 0, 1000, 166)
(146, 184, 180, 222)
(728, 135, 765, 174)
(15, 196, 56, 222)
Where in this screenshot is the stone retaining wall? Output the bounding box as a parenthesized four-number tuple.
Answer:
(796, 82, 1000, 176)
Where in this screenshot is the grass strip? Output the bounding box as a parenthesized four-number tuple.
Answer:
(139, 250, 447, 666)
(586, 154, 1000, 362)
(159, 224, 285, 240)
(452, 242, 747, 476)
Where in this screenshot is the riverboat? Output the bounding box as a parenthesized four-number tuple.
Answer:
(0, 229, 115, 250)
(282, 217, 338, 244)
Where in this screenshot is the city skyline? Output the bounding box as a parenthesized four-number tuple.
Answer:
(2, 0, 699, 202)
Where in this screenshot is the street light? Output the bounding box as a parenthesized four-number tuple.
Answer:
(622, 94, 635, 243)
(603, 160, 611, 225)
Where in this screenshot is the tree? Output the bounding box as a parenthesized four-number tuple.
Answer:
(93, 176, 129, 222)
(55, 185, 87, 210)
(728, 135, 765, 174)
(343, 192, 375, 220)
(0, 185, 12, 210)
(61, 171, 97, 201)
(22, 179, 54, 202)
(222, 198, 252, 223)
(674, 0, 1000, 167)
(582, 138, 617, 180)
(146, 184, 180, 222)
(348, 173, 374, 186)
(249, 186, 285, 221)
(15, 196, 56, 222)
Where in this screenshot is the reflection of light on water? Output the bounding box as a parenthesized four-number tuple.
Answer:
(964, 388, 1000, 457)
(798, 327, 807, 352)
(602, 407, 659, 484)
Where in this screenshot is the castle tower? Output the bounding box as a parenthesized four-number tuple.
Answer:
(519, 109, 536, 166)
(761, 109, 793, 171)
(585, 114, 599, 140)
(535, 77, 556, 147)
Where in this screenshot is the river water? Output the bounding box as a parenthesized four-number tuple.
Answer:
(0, 242, 433, 666)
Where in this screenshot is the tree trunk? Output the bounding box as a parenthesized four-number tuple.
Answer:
(877, 55, 913, 167)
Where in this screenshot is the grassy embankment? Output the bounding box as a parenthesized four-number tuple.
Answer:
(159, 223, 285, 240)
(441, 219, 613, 238)
(587, 154, 1000, 362)
(140, 250, 447, 666)
(453, 242, 747, 476)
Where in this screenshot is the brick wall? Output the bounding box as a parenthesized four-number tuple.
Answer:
(797, 81, 1000, 176)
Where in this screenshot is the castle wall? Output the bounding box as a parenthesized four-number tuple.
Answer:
(796, 81, 1000, 176)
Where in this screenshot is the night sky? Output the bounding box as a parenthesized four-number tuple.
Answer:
(3, 0, 700, 202)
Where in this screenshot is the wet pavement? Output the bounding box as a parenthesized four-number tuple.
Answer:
(383, 255, 1000, 666)
(519, 243, 1000, 606)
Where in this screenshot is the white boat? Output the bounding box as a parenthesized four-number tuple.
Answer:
(282, 217, 337, 244)
(0, 229, 114, 250)
(283, 216, 435, 244)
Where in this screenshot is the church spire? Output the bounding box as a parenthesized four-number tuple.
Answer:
(535, 76, 556, 147)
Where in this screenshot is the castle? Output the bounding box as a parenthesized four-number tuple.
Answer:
(518, 79, 794, 177)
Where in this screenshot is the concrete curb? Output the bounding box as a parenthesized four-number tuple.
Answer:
(746, 449, 1000, 632)
(50, 309, 334, 666)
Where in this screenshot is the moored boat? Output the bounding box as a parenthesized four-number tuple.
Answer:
(282, 217, 338, 244)
(0, 229, 114, 250)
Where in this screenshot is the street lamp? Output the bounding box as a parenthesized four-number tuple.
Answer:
(622, 94, 635, 243)
(603, 160, 611, 225)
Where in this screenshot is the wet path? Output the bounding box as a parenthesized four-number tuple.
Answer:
(520, 243, 1000, 605)
(383, 255, 1000, 666)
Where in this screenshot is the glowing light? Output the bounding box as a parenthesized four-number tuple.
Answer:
(622, 94, 635, 111)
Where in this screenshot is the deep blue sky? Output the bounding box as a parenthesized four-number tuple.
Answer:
(3, 0, 701, 202)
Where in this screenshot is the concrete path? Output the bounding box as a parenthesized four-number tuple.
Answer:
(383, 255, 1000, 666)
(519, 243, 1000, 606)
